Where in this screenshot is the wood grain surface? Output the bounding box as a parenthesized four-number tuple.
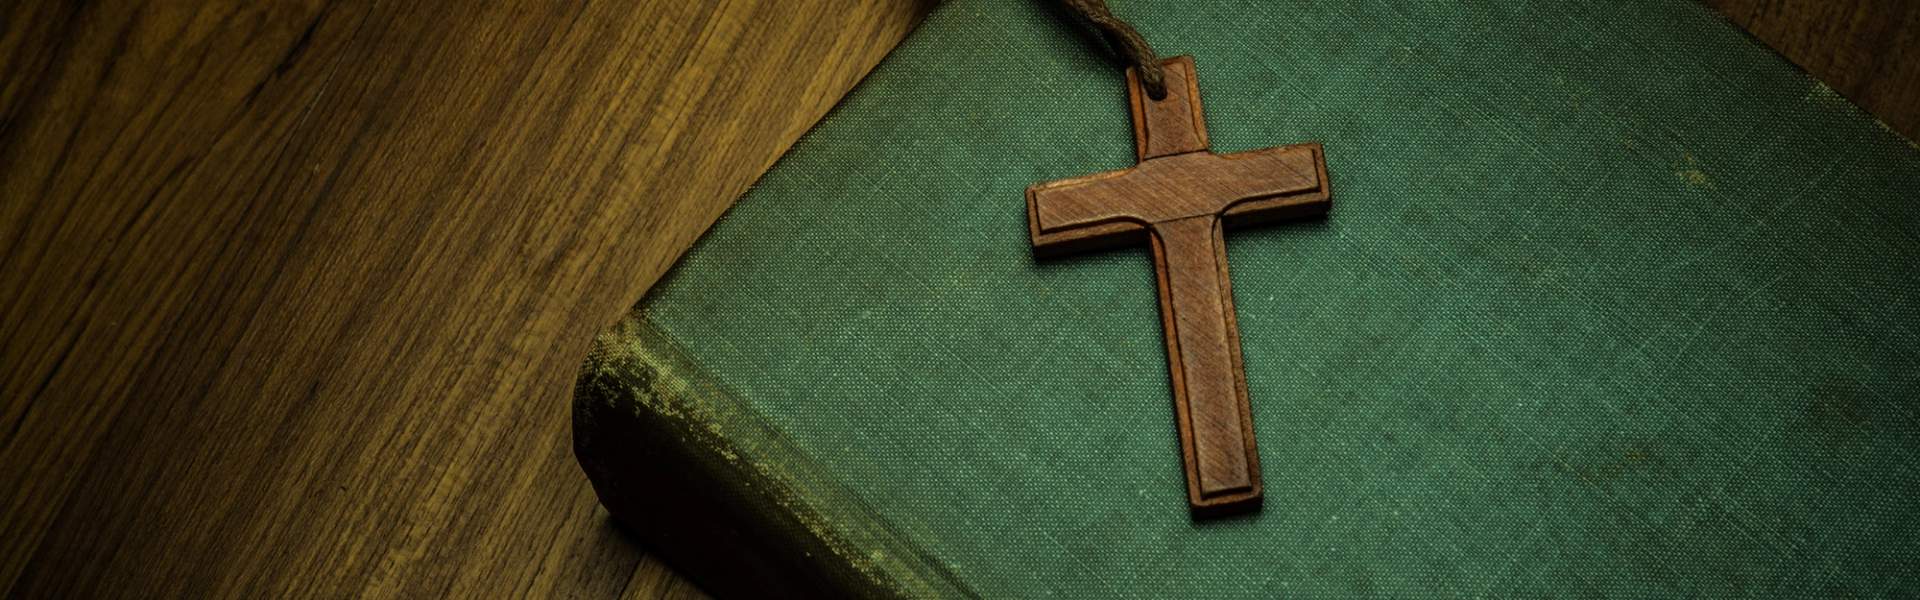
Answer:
(0, 0, 1908, 598)
(0, 0, 926, 597)
(1704, 0, 1920, 138)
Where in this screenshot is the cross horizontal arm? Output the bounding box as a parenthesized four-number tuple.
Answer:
(1027, 143, 1329, 256)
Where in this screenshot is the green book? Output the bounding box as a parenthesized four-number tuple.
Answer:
(574, 0, 1920, 596)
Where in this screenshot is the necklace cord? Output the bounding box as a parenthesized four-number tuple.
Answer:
(1059, 0, 1167, 99)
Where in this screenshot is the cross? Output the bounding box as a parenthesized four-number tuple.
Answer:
(1026, 56, 1331, 518)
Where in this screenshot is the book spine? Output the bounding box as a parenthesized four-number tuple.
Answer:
(573, 313, 973, 599)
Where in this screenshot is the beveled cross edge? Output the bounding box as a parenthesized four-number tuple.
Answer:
(1025, 56, 1332, 519)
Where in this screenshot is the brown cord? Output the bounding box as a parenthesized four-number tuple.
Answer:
(1059, 0, 1166, 99)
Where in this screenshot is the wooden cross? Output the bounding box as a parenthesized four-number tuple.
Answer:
(1026, 56, 1331, 518)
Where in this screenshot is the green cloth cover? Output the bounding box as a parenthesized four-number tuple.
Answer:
(575, 0, 1920, 596)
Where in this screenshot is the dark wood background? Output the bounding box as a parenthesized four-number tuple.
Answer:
(1706, 0, 1919, 138)
(0, 0, 1910, 598)
(0, 0, 927, 597)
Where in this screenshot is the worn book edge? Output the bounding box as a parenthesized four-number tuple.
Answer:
(574, 310, 973, 598)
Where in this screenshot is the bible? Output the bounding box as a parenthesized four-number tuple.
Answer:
(575, 0, 1920, 596)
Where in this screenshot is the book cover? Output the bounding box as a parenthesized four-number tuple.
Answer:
(577, 0, 1920, 596)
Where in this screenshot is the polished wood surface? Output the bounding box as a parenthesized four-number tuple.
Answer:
(1705, 0, 1920, 139)
(0, 0, 1907, 597)
(0, 0, 926, 597)
(1027, 57, 1331, 519)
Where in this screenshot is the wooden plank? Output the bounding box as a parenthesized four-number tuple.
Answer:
(0, 0, 927, 597)
(620, 555, 710, 600)
(1703, 0, 1920, 139)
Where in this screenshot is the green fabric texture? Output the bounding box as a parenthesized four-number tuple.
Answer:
(578, 0, 1920, 596)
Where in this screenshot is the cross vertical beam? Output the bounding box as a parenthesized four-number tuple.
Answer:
(1026, 56, 1332, 518)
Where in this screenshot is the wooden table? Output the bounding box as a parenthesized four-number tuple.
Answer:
(0, 0, 927, 596)
(0, 0, 1909, 597)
